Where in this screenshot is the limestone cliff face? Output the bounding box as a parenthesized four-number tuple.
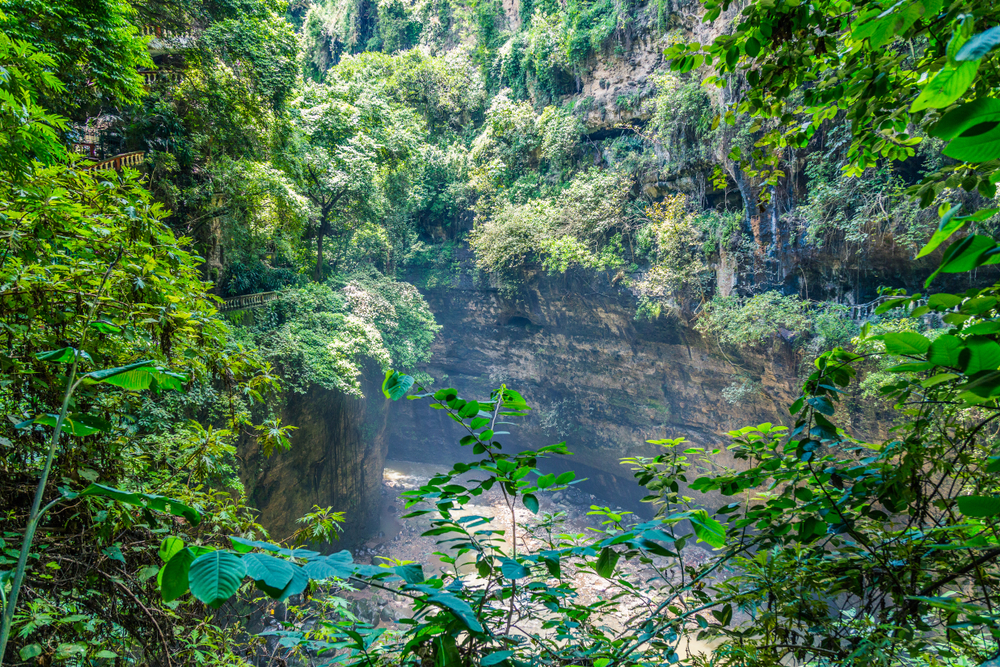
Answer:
(387, 269, 802, 509)
(239, 371, 389, 546)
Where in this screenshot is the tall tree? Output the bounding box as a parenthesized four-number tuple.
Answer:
(283, 79, 422, 281)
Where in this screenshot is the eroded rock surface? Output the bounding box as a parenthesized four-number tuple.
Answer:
(240, 372, 390, 545)
(387, 271, 801, 510)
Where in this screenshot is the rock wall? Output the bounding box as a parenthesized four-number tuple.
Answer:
(386, 269, 802, 511)
(239, 370, 390, 546)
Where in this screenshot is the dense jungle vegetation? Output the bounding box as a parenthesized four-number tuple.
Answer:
(7, 0, 1000, 664)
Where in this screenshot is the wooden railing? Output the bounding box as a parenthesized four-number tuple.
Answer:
(218, 291, 284, 313)
(82, 151, 146, 172)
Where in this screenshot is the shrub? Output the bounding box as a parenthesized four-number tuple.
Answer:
(697, 291, 813, 347)
(633, 195, 710, 309)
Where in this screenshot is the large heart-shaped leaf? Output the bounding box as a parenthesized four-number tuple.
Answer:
(188, 551, 247, 608)
(382, 370, 414, 401)
(242, 553, 295, 590)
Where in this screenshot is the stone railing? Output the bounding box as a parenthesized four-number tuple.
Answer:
(82, 151, 146, 172)
(847, 295, 897, 322)
(143, 25, 198, 53)
(141, 25, 197, 39)
(218, 291, 284, 313)
(139, 69, 183, 87)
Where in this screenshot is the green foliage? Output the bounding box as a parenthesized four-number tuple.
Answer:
(0, 61, 285, 662)
(470, 168, 633, 281)
(494, 0, 626, 101)
(798, 130, 932, 252)
(0, 33, 68, 178)
(673, 0, 1000, 205)
(284, 77, 424, 280)
(0, 0, 151, 112)
(633, 195, 711, 311)
(239, 274, 439, 395)
(697, 291, 857, 349)
(648, 71, 716, 174)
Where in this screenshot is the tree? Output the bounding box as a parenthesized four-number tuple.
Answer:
(283, 79, 422, 281)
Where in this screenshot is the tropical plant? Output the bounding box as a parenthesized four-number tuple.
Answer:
(669, 0, 1000, 206)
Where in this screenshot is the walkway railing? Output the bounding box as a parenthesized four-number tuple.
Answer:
(847, 295, 897, 322)
(219, 291, 284, 313)
(141, 25, 198, 39)
(139, 69, 183, 87)
(82, 151, 145, 171)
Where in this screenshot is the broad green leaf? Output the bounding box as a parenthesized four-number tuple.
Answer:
(500, 558, 529, 580)
(301, 557, 346, 580)
(393, 563, 425, 583)
(522, 493, 539, 514)
(85, 360, 155, 388)
(927, 235, 999, 286)
(690, 510, 726, 548)
(963, 339, 1000, 375)
(540, 551, 561, 578)
(160, 548, 196, 602)
(958, 370, 1000, 398)
(188, 551, 247, 608)
(944, 121, 1000, 163)
(230, 536, 280, 553)
(243, 553, 295, 589)
(927, 335, 963, 367)
(426, 589, 484, 633)
(957, 495, 1000, 518)
(35, 347, 76, 363)
(931, 99, 1000, 140)
(31, 414, 101, 437)
(159, 536, 184, 563)
(80, 483, 201, 525)
(89, 320, 122, 334)
(459, 401, 480, 418)
(882, 332, 931, 355)
(928, 292, 963, 309)
(555, 471, 575, 484)
(482, 651, 514, 665)
(19, 645, 42, 660)
(268, 564, 309, 602)
(382, 370, 414, 401)
(595, 547, 619, 578)
(537, 473, 556, 488)
(917, 205, 967, 258)
(910, 61, 979, 112)
(956, 26, 1000, 60)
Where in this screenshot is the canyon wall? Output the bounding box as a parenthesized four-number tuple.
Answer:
(387, 266, 802, 510)
(239, 370, 389, 545)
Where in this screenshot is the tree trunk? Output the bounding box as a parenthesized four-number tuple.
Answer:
(314, 229, 324, 282)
